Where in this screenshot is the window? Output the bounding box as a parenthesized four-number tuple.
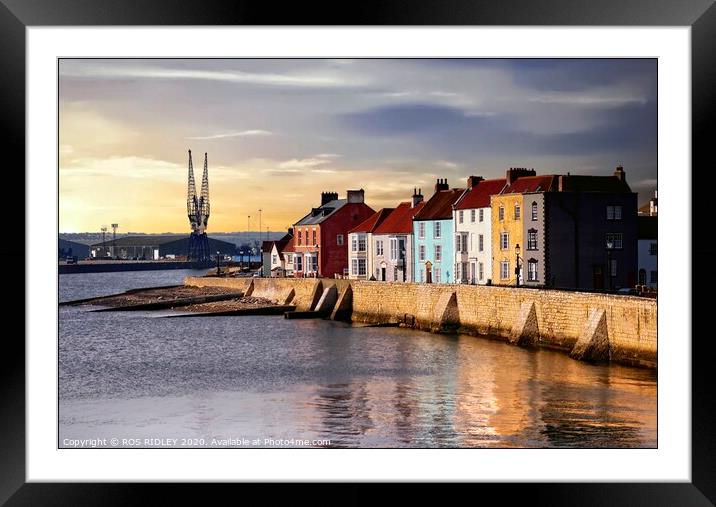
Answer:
(527, 229, 538, 250)
(614, 206, 622, 220)
(459, 210, 464, 224)
(650, 270, 657, 283)
(358, 235, 366, 251)
(286, 254, 292, 263)
(419, 245, 426, 261)
(478, 262, 484, 281)
(455, 234, 462, 253)
(649, 243, 657, 255)
(420, 269, 424, 283)
(500, 261, 509, 280)
(311, 255, 318, 272)
(500, 232, 509, 250)
(393, 266, 398, 281)
(435, 245, 442, 261)
(351, 235, 358, 252)
(606, 206, 614, 220)
(498, 206, 504, 221)
(434, 222, 442, 238)
(609, 259, 618, 277)
(478, 234, 484, 252)
(527, 260, 538, 281)
(606, 233, 623, 249)
(298, 230, 302, 245)
(434, 267, 441, 283)
(514, 205, 521, 219)
(336, 234, 344, 245)
(295, 255, 302, 271)
(471, 209, 476, 222)
(312, 229, 316, 245)
(390, 238, 398, 260)
(376, 240, 384, 256)
(272, 254, 278, 264)
(479, 208, 484, 222)
(418, 222, 425, 239)
(352, 259, 366, 276)
(531, 202, 538, 221)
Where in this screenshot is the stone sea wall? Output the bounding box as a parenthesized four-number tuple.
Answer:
(184, 277, 657, 367)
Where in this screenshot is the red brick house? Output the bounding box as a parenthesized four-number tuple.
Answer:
(292, 190, 375, 278)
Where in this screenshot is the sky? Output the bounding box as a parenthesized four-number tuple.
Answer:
(59, 58, 657, 233)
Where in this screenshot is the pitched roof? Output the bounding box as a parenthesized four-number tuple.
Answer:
(348, 208, 394, 234)
(501, 175, 557, 194)
(372, 201, 425, 234)
(294, 199, 348, 226)
(638, 216, 657, 239)
(282, 235, 295, 253)
(455, 178, 507, 210)
(413, 189, 464, 221)
(261, 240, 274, 253)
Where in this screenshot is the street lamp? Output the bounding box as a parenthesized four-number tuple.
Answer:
(606, 239, 614, 291)
(216, 250, 221, 276)
(314, 244, 320, 278)
(400, 247, 406, 282)
(514, 243, 521, 287)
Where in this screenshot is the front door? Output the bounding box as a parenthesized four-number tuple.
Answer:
(381, 267, 386, 281)
(593, 264, 604, 289)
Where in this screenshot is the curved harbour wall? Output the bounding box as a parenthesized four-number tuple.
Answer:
(184, 277, 657, 367)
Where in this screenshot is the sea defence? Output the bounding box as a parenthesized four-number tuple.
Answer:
(184, 277, 657, 367)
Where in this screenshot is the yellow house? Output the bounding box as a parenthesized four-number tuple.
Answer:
(491, 193, 524, 285)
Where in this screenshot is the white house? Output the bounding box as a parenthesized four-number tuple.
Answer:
(452, 176, 507, 284)
(347, 208, 393, 280)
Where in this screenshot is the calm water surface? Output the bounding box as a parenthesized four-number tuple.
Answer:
(59, 271, 657, 448)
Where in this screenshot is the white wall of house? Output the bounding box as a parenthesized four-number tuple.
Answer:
(638, 239, 658, 288)
(371, 234, 412, 282)
(453, 206, 493, 284)
(347, 232, 368, 279)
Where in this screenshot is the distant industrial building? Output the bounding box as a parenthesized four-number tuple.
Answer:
(90, 235, 235, 260)
(59, 238, 90, 259)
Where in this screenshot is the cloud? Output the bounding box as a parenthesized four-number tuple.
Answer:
(187, 130, 272, 140)
(60, 63, 356, 88)
(278, 153, 339, 170)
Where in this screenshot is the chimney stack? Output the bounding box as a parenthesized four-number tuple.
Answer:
(614, 165, 626, 182)
(347, 189, 365, 203)
(434, 178, 449, 193)
(506, 167, 536, 185)
(411, 187, 424, 208)
(321, 191, 338, 206)
(467, 175, 484, 188)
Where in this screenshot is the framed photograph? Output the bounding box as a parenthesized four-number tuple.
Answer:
(5, 0, 711, 502)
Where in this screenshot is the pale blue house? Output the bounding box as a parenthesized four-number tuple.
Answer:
(412, 180, 465, 284)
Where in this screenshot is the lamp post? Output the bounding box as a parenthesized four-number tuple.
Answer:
(216, 251, 221, 276)
(606, 240, 614, 291)
(515, 243, 521, 287)
(400, 247, 406, 282)
(314, 244, 320, 278)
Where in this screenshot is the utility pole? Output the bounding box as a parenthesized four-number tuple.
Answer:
(259, 209, 262, 243)
(111, 223, 119, 259)
(101, 226, 107, 258)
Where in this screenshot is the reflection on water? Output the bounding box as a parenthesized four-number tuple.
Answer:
(59, 272, 656, 448)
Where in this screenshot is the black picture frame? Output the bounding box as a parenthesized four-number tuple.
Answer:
(2, 0, 712, 503)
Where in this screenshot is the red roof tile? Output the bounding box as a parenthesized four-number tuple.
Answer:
(501, 175, 557, 194)
(413, 189, 465, 221)
(282, 236, 295, 253)
(455, 178, 507, 209)
(373, 201, 426, 234)
(348, 208, 395, 234)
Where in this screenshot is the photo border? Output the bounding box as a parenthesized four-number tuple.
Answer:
(4, 0, 712, 502)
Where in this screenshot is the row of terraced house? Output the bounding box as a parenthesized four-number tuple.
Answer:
(262, 166, 656, 290)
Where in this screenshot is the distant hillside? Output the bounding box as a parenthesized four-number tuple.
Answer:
(59, 232, 286, 248)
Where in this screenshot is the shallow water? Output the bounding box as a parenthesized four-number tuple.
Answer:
(59, 271, 657, 448)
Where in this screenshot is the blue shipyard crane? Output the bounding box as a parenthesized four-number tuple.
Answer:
(186, 150, 211, 261)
